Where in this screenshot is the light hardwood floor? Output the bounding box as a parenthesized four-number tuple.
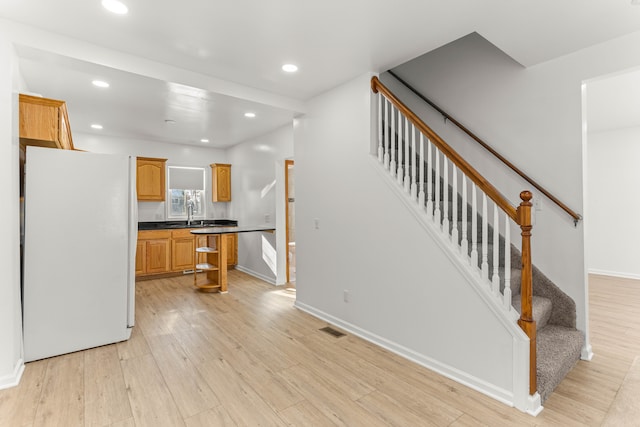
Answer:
(1, 272, 638, 426)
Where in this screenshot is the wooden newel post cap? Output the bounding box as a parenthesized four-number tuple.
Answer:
(520, 191, 533, 204)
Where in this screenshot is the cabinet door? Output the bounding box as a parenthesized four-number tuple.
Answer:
(135, 241, 146, 275)
(227, 233, 237, 266)
(171, 237, 195, 271)
(137, 157, 167, 201)
(146, 239, 170, 274)
(211, 163, 231, 202)
(19, 94, 63, 148)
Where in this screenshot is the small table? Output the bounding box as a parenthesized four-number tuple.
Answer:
(190, 225, 275, 292)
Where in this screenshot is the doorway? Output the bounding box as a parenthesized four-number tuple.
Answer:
(285, 160, 296, 285)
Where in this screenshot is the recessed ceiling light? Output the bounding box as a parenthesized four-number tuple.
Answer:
(200, 138, 209, 143)
(282, 64, 298, 73)
(244, 112, 256, 118)
(102, 0, 128, 15)
(91, 124, 103, 130)
(92, 80, 109, 88)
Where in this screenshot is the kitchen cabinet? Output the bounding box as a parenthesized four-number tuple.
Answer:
(171, 229, 196, 271)
(19, 94, 74, 150)
(136, 230, 171, 276)
(137, 157, 167, 201)
(137, 228, 237, 278)
(211, 163, 231, 202)
(226, 233, 237, 266)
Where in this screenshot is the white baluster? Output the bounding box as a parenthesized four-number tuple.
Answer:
(481, 194, 489, 280)
(434, 148, 441, 225)
(410, 124, 417, 199)
(503, 214, 512, 310)
(461, 175, 468, 258)
(384, 99, 390, 170)
(397, 115, 403, 185)
(471, 184, 478, 270)
(377, 93, 383, 162)
(426, 139, 433, 219)
(418, 134, 425, 208)
(443, 158, 449, 235)
(390, 106, 396, 177)
(492, 203, 500, 294)
(404, 117, 410, 192)
(451, 165, 459, 246)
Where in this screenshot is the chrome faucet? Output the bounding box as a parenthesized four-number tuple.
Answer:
(186, 199, 195, 226)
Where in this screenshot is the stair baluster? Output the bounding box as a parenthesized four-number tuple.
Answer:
(451, 164, 459, 245)
(426, 139, 433, 219)
(377, 92, 383, 163)
(390, 105, 396, 177)
(471, 184, 478, 268)
(397, 114, 403, 184)
(384, 99, 390, 170)
(410, 124, 417, 200)
(481, 194, 489, 280)
(492, 204, 500, 294)
(418, 134, 425, 207)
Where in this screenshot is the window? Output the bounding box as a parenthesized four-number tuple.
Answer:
(167, 166, 206, 219)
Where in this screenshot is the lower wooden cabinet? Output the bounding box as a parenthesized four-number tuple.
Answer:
(136, 229, 237, 278)
(136, 230, 171, 276)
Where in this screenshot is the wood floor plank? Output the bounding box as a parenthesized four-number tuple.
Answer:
(83, 345, 132, 426)
(151, 341, 220, 418)
(34, 352, 84, 427)
(120, 353, 186, 427)
(276, 400, 336, 427)
(183, 406, 237, 427)
(1, 272, 639, 426)
(195, 356, 287, 426)
(0, 359, 47, 427)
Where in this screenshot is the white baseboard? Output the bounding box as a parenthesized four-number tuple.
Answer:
(588, 269, 640, 281)
(294, 300, 516, 408)
(0, 358, 24, 390)
(234, 265, 277, 285)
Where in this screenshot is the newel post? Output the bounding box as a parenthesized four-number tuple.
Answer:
(517, 190, 537, 395)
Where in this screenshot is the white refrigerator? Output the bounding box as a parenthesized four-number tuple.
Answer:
(23, 146, 137, 362)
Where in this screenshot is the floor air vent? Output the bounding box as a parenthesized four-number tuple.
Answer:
(319, 326, 346, 338)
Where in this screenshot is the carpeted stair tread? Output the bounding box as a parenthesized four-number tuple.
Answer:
(511, 295, 553, 330)
(536, 325, 584, 403)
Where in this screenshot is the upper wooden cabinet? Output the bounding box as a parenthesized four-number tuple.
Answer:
(19, 94, 74, 150)
(137, 157, 167, 201)
(211, 163, 231, 202)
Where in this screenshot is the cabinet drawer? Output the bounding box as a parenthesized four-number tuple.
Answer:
(138, 230, 170, 240)
(171, 228, 196, 239)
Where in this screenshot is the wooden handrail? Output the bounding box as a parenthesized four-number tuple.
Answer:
(387, 71, 582, 226)
(372, 76, 518, 223)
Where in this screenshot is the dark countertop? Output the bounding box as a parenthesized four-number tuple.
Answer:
(138, 219, 238, 230)
(190, 224, 275, 235)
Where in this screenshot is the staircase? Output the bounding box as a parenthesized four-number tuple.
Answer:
(372, 76, 584, 408)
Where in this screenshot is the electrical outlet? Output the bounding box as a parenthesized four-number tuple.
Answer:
(343, 290, 350, 303)
(264, 213, 270, 223)
(534, 197, 543, 211)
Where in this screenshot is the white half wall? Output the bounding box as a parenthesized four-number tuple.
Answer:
(586, 126, 640, 280)
(294, 72, 528, 406)
(0, 36, 24, 389)
(227, 125, 294, 285)
(74, 132, 229, 221)
(384, 30, 640, 352)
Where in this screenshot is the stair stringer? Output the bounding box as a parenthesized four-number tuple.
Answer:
(369, 155, 542, 415)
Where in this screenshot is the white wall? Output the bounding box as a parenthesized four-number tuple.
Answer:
(384, 30, 640, 354)
(74, 132, 229, 221)
(0, 36, 24, 389)
(226, 125, 294, 284)
(294, 73, 527, 405)
(587, 126, 640, 279)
